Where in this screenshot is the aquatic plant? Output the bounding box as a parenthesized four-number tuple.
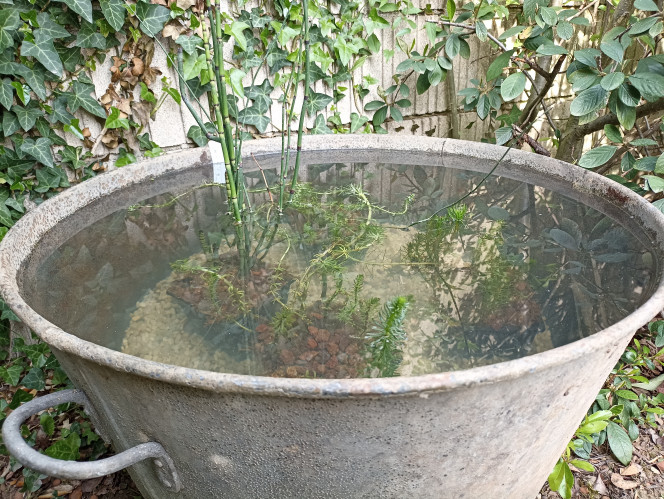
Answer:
(365, 296, 411, 378)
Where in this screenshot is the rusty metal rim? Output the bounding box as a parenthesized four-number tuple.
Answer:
(2, 135, 664, 398)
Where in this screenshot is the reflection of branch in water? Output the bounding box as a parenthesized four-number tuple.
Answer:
(441, 278, 472, 363)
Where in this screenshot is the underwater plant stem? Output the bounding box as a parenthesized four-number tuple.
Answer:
(288, 0, 311, 202)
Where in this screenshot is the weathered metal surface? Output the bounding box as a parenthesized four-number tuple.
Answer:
(1, 136, 664, 498)
(2, 390, 180, 490)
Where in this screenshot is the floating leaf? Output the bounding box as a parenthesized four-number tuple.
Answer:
(578, 146, 617, 168)
(487, 206, 510, 220)
(500, 72, 526, 101)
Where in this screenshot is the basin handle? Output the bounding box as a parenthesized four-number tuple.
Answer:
(2, 389, 181, 492)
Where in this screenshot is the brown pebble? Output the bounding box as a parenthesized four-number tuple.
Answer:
(314, 363, 326, 375)
(326, 343, 339, 355)
(339, 336, 351, 351)
(286, 366, 298, 377)
(308, 325, 319, 336)
(307, 338, 318, 349)
(52, 479, 61, 486)
(299, 351, 318, 362)
(329, 334, 341, 344)
(337, 352, 348, 363)
(311, 312, 323, 320)
(258, 332, 274, 343)
(256, 323, 271, 334)
(346, 343, 359, 355)
(326, 356, 339, 369)
(69, 489, 83, 499)
(280, 349, 295, 364)
(315, 328, 330, 342)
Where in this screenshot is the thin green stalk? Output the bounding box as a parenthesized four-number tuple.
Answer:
(201, 5, 241, 223)
(288, 0, 310, 202)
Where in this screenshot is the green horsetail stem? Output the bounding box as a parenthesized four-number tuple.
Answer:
(289, 0, 310, 203)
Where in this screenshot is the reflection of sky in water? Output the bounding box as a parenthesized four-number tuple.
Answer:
(25, 162, 658, 376)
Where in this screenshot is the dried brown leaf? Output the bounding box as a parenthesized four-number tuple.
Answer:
(131, 100, 152, 126)
(117, 98, 132, 115)
(610, 472, 639, 490)
(131, 57, 144, 76)
(593, 475, 609, 495)
(176, 0, 196, 9)
(620, 463, 642, 476)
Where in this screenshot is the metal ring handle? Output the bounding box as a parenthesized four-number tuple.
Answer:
(2, 389, 181, 491)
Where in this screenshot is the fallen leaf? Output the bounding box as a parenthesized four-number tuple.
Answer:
(117, 98, 132, 115)
(82, 127, 91, 138)
(131, 100, 152, 125)
(657, 460, 664, 472)
(621, 463, 642, 476)
(611, 472, 639, 490)
(176, 0, 195, 8)
(593, 475, 609, 495)
(131, 57, 144, 76)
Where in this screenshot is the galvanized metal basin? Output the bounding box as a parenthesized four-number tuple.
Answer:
(2, 135, 664, 499)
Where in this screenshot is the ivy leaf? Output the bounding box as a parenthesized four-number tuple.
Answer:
(570, 84, 607, 116)
(45, 432, 81, 461)
(104, 106, 129, 130)
(12, 104, 41, 131)
(21, 367, 45, 390)
(228, 21, 249, 51)
(76, 22, 106, 49)
(135, 2, 170, 37)
(56, 0, 93, 23)
(600, 72, 625, 91)
(49, 95, 75, 124)
(237, 105, 269, 133)
(175, 35, 202, 55)
(600, 39, 624, 64)
(2, 110, 19, 136)
(20, 137, 54, 167)
(21, 31, 63, 77)
(350, 112, 368, 133)
(40, 413, 55, 436)
(629, 73, 664, 100)
(0, 8, 20, 51)
(305, 92, 333, 115)
(310, 114, 332, 134)
(578, 146, 617, 168)
(500, 72, 526, 101)
(0, 78, 12, 110)
(245, 79, 272, 113)
(229, 68, 245, 98)
(35, 12, 70, 40)
(334, 36, 358, 67)
(16, 65, 46, 100)
(66, 80, 106, 118)
(99, 0, 125, 31)
(486, 50, 513, 81)
(187, 125, 209, 147)
(0, 364, 23, 385)
(607, 421, 633, 465)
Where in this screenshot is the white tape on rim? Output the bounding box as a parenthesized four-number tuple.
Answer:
(209, 141, 226, 184)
